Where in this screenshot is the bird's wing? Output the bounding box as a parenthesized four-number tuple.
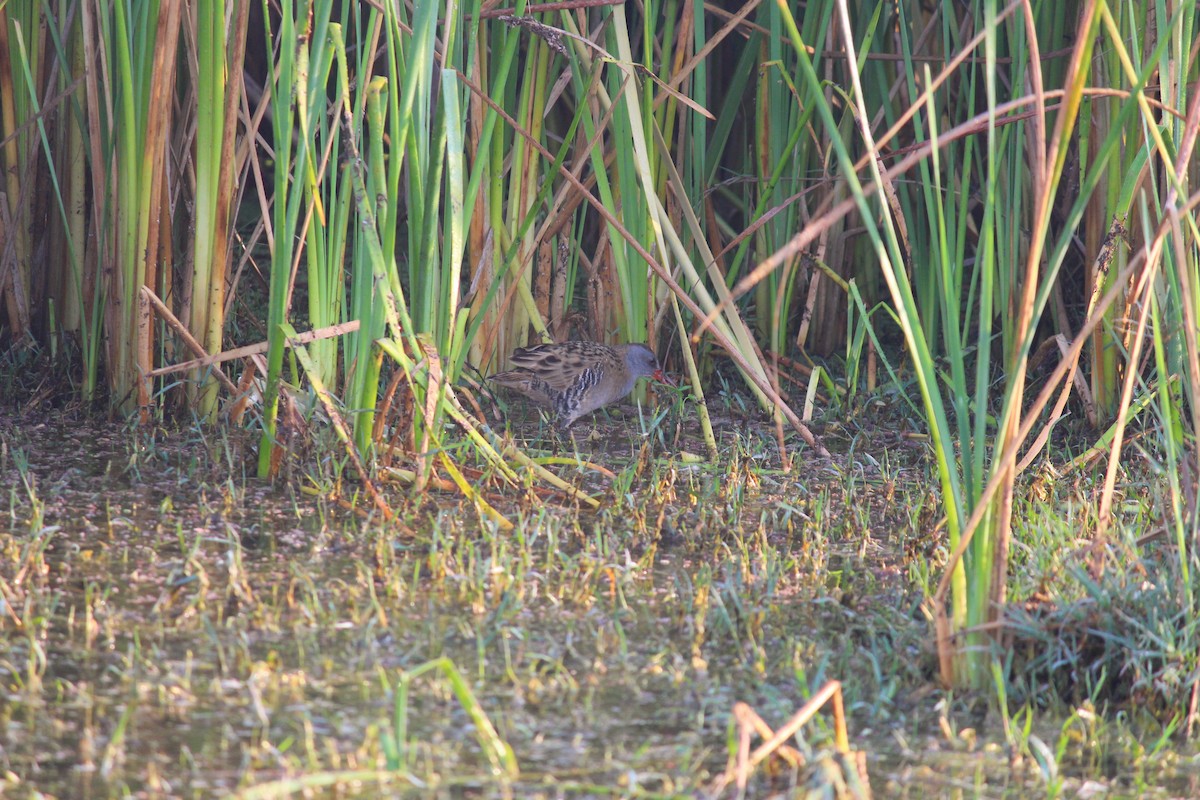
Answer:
(505, 345, 595, 393)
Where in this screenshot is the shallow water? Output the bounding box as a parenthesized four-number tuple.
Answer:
(1, 412, 1196, 798)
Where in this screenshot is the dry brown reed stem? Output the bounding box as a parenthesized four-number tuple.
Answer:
(283, 323, 398, 525)
(0, 11, 30, 338)
(140, 286, 240, 396)
(711, 681, 856, 796)
(228, 358, 259, 424)
(414, 338, 443, 494)
(452, 72, 829, 458)
(145, 320, 361, 379)
(374, 361, 414, 459)
(0, 58, 83, 331)
(135, 0, 184, 419)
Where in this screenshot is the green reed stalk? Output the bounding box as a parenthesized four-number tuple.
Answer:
(604, 13, 653, 348)
(190, 0, 240, 419)
(342, 0, 474, 462)
(301, 11, 351, 392)
(344, 1, 405, 451)
(768, 0, 1112, 686)
(1091, 0, 1200, 607)
(499, 33, 550, 344)
(751, 1, 846, 357)
(459, 2, 525, 370)
(883, 0, 1179, 686)
(345, 74, 390, 452)
(258, 1, 361, 473)
(257, 0, 305, 476)
(1085, 0, 1144, 425)
(83, 0, 178, 415)
(545, 12, 649, 350)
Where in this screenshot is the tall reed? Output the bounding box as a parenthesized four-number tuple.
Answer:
(190, 0, 247, 419)
(719, 0, 1200, 688)
(10, 5, 1200, 705)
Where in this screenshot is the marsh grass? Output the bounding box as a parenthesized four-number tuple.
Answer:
(0, 410, 1194, 798)
(4, 0, 1200, 796)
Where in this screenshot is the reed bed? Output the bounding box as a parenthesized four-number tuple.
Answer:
(2, 0, 1199, 703)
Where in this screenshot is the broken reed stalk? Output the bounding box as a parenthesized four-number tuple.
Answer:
(282, 322, 397, 524)
(710, 680, 859, 796)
